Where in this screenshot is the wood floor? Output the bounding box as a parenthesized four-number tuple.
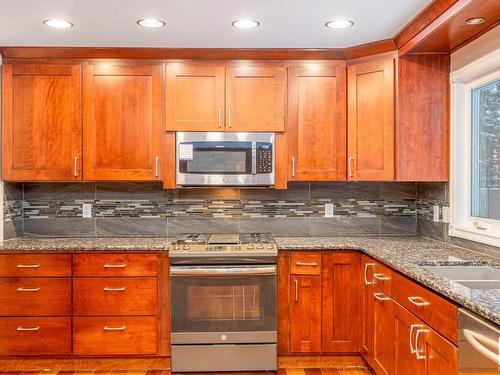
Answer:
(0, 369, 372, 375)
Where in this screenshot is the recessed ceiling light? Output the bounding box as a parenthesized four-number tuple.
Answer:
(137, 18, 166, 28)
(325, 19, 354, 29)
(43, 19, 73, 29)
(466, 17, 485, 25)
(232, 19, 260, 29)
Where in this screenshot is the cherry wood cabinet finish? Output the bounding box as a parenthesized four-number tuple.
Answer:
(397, 54, 450, 181)
(347, 57, 395, 181)
(289, 274, 322, 353)
(73, 277, 158, 316)
(419, 325, 458, 375)
(287, 63, 347, 181)
(371, 260, 393, 296)
(275, 133, 289, 189)
(0, 317, 72, 355)
(392, 273, 458, 344)
(371, 286, 395, 375)
(73, 253, 158, 277)
(158, 252, 171, 357)
(226, 64, 285, 132)
(321, 253, 361, 353)
(163, 132, 176, 189)
(360, 256, 375, 366)
(83, 63, 163, 180)
(277, 252, 291, 355)
(0, 254, 71, 277)
(290, 252, 322, 275)
(166, 62, 225, 131)
(1, 64, 82, 181)
(0, 278, 71, 316)
(394, 302, 424, 375)
(73, 316, 158, 355)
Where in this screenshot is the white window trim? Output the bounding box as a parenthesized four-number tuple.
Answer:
(450, 48, 500, 248)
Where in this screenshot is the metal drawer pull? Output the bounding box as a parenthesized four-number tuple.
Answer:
(103, 287, 126, 292)
(16, 264, 40, 268)
(408, 296, 430, 306)
(291, 157, 295, 177)
(364, 263, 375, 285)
(155, 157, 159, 177)
(294, 279, 299, 302)
(409, 324, 424, 354)
(103, 326, 126, 331)
(373, 292, 390, 301)
(373, 273, 391, 281)
(103, 264, 126, 268)
(218, 107, 222, 128)
(17, 326, 40, 331)
(17, 287, 40, 292)
(415, 328, 429, 360)
(348, 156, 354, 177)
(295, 262, 318, 267)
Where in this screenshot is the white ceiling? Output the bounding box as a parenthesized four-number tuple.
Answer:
(0, 0, 433, 48)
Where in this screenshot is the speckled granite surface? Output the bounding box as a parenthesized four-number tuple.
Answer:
(276, 236, 500, 325)
(0, 237, 174, 251)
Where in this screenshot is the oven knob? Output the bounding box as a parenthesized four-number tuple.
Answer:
(223, 177, 228, 183)
(173, 244, 180, 250)
(221, 334, 227, 341)
(246, 244, 254, 250)
(256, 244, 264, 250)
(182, 245, 190, 250)
(266, 243, 274, 249)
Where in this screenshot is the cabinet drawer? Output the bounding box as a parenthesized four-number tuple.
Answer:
(290, 252, 321, 275)
(0, 317, 71, 355)
(392, 273, 458, 344)
(73, 277, 158, 315)
(73, 316, 158, 355)
(73, 254, 158, 277)
(370, 261, 393, 295)
(0, 254, 71, 277)
(0, 278, 71, 316)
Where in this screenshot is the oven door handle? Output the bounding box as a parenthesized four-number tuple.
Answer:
(170, 265, 276, 277)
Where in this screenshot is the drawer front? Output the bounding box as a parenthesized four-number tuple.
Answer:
(392, 273, 458, 344)
(0, 278, 71, 316)
(0, 317, 71, 355)
(0, 254, 71, 277)
(73, 254, 158, 277)
(73, 277, 158, 316)
(290, 252, 321, 275)
(371, 261, 392, 295)
(73, 316, 158, 355)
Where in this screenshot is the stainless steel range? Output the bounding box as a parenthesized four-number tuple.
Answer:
(170, 233, 277, 372)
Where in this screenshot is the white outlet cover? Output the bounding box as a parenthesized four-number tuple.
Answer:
(82, 203, 92, 218)
(433, 205, 440, 222)
(325, 203, 334, 218)
(442, 206, 450, 223)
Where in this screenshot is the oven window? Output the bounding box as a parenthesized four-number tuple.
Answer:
(187, 285, 260, 321)
(187, 150, 247, 173)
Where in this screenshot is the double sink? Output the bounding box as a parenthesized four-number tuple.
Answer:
(423, 265, 500, 290)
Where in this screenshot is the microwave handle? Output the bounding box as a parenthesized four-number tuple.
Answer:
(252, 142, 257, 175)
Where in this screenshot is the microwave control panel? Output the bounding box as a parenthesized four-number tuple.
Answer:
(256, 144, 273, 174)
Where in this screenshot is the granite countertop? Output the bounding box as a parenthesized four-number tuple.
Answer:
(275, 236, 500, 325)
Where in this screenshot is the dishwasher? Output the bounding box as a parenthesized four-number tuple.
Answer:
(459, 308, 499, 374)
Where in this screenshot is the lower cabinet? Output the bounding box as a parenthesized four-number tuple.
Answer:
(372, 287, 394, 375)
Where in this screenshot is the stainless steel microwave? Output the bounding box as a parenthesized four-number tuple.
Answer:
(176, 132, 275, 186)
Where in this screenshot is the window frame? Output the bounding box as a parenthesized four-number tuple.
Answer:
(450, 49, 500, 247)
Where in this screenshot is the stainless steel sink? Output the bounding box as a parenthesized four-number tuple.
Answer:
(423, 266, 500, 290)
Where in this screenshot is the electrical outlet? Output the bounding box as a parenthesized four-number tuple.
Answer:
(433, 205, 440, 222)
(442, 206, 450, 223)
(82, 203, 92, 218)
(325, 203, 334, 218)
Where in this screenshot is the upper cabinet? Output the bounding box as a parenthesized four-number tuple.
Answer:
(347, 57, 395, 181)
(83, 64, 163, 180)
(2, 64, 82, 181)
(165, 62, 285, 132)
(287, 63, 347, 181)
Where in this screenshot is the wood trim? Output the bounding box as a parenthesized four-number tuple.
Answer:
(158, 252, 170, 357)
(275, 133, 289, 189)
(278, 355, 366, 368)
(163, 132, 176, 189)
(277, 252, 291, 355)
(344, 39, 397, 60)
(0, 357, 170, 370)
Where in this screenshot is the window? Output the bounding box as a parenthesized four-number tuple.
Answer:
(451, 50, 500, 247)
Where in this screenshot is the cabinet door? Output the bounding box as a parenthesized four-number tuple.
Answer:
(372, 287, 395, 375)
(394, 303, 424, 375)
(289, 275, 321, 353)
(418, 328, 458, 375)
(361, 257, 375, 365)
(226, 65, 285, 132)
(166, 63, 225, 131)
(321, 252, 361, 352)
(288, 64, 347, 181)
(2, 64, 82, 180)
(83, 64, 162, 180)
(347, 57, 394, 180)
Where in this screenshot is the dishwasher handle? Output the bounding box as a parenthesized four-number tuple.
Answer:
(463, 329, 500, 365)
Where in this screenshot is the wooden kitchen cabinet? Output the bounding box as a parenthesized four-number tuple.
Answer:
(83, 63, 163, 180)
(419, 325, 458, 375)
(1, 64, 82, 181)
(394, 302, 423, 375)
(321, 252, 361, 352)
(347, 56, 395, 180)
(372, 286, 395, 375)
(166, 62, 225, 131)
(361, 256, 375, 365)
(287, 63, 347, 181)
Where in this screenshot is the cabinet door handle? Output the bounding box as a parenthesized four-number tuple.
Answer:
(291, 157, 295, 177)
(103, 326, 126, 331)
(364, 263, 375, 285)
(348, 156, 354, 177)
(103, 263, 126, 268)
(17, 326, 40, 331)
(409, 324, 424, 354)
(295, 262, 318, 267)
(218, 107, 222, 128)
(408, 296, 430, 307)
(16, 264, 40, 268)
(74, 156, 79, 177)
(228, 107, 232, 128)
(17, 287, 41, 292)
(415, 328, 429, 360)
(373, 273, 391, 281)
(294, 279, 299, 302)
(103, 287, 126, 292)
(155, 156, 159, 177)
(373, 292, 390, 301)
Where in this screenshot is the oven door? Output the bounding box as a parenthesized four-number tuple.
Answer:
(170, 265, 277, 344)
